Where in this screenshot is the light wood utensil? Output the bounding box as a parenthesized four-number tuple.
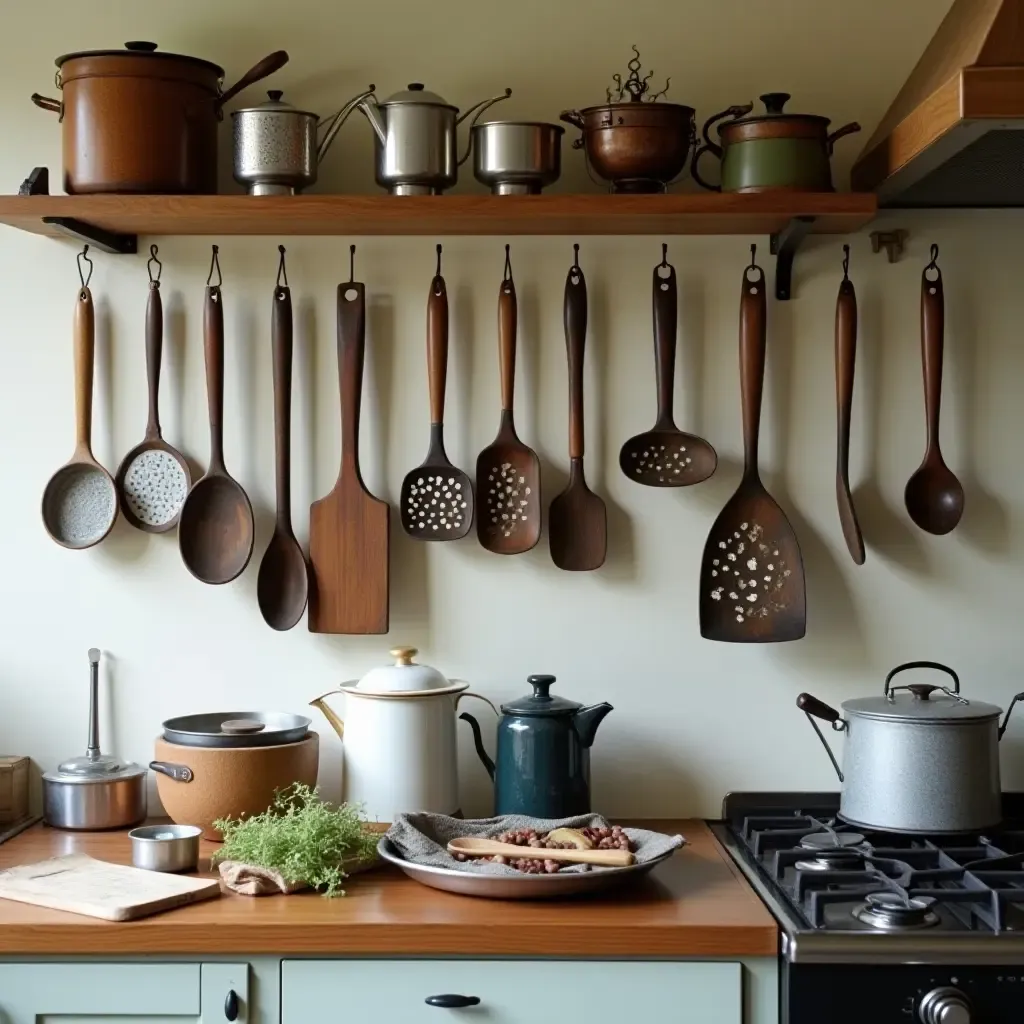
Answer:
(835, 245, 865, 564)
(448, 837, 634, 867)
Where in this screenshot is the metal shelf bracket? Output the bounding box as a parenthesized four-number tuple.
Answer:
(769, 216, 815, 300)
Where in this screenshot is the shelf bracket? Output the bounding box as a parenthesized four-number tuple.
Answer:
(41, 216, 137, 255)
(870, 229, 908, 263)
(769, 216, 815, 301)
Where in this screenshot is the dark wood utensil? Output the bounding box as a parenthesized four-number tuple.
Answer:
(904, 245, 964, 535)
(257, 249, 308, 631)
(619, 245, 717, 487)
(178, 252, 255, 585)
(115, 247, 191, 533)
(309, 253, 390, 634)
(835, 245, 864, 564)
(698, 246, 805, 642)
(549, 246, 606, 571)
(475, 247, 541, 554)
(400, 246, 474, 540)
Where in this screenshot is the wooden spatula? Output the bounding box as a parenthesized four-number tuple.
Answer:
(549, 246, 606, 571)
(698, 246, 805, 642)
(309, 253, 389, 634)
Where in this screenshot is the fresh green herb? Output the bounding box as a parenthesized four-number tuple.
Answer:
(212, 783, 377, 897)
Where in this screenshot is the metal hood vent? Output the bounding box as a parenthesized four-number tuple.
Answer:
(852, 0, 1024, 206)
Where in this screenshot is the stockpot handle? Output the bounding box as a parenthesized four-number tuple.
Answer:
(215, 50, 290, 113)
(999, 692, 1024, 740)
(149, 760, 193, 783)
(884, 661, 960, 697)
(796, 693, 844, 783)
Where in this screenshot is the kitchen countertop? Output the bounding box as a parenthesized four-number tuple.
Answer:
(0, 820, 777, 957)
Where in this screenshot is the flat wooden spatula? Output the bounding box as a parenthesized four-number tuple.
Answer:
(309, 250, 389, 634)
(698, 247, 805, 642)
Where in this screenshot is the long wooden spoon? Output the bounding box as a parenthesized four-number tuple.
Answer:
(448, 838, 634, 868)
(179, 252, 255, 584)
(257, 249, 308, 629)
(835, 246, 865, 564)
(904, 245, 964, 535)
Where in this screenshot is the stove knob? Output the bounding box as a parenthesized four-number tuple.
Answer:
(919, 987, 971, 1024)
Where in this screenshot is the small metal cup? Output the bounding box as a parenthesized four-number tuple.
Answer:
(129, 823, 202, 872)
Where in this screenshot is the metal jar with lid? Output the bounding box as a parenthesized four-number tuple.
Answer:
(798, 661, 1024, 834)
(691, 92, 860, 193)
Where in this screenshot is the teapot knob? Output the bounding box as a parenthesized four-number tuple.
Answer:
(390, 646, 418, 666)
(527, 674, 556, 701)
(759, 92, 791, 115)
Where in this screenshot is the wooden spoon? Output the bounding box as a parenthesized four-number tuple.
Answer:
(835, 246, 865, 564)
(448, 838, 634, 868)
(178, 273, 255, 584)
(549, 247, 607, 571)
(904, 245, 964, 535)
(475, 247, 541, 554)
(619, 246, 717, 487)
(257, 258, 308, 630)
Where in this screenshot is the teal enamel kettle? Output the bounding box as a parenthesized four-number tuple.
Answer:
(459, 674, 612, 817)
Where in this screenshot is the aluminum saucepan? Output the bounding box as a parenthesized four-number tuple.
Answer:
(161, 711, 310, 748)
(471, 121, 563, 194)
(798, 661, 1024, 834)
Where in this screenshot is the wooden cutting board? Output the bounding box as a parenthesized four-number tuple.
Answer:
(0, 854, 220, 921)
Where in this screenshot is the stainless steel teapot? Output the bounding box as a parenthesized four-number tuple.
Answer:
(348, 82, 511, 194)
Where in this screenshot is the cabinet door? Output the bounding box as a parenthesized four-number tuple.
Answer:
(282, 960, 741, 1024)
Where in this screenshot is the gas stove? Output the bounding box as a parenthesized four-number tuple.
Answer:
(711, 793, 1024, 1023)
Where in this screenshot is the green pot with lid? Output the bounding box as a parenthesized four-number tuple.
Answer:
(691, 93, 860, 193)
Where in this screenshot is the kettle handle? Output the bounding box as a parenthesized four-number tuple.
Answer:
(796, 693, 845, 782)
(690, 103, 753, 191)
(456, 692, 498, 781)
(316, 86, 378, 163)
(884, 661, 960, 697)
(456, 89, 512, 165)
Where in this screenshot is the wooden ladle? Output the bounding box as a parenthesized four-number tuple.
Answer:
(904, 245, 964, 536)
(448, 838, 634, 868)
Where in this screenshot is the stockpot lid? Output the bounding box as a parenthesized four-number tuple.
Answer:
(55, 40, 223, 76)
(346, 647, 460, 695)
(502, 675, 581, 716)
(729, 92, 830, 126)
(233, 90, 317, 118)
(379, 83, 456, 110)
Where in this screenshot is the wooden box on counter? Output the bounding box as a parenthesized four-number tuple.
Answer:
(0, 757, 30, 824)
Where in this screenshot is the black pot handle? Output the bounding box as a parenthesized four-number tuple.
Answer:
(149, 760, 193, 783)
(690, 104, 752, 192)
(796, 693, 844, 782)
(999, 692, 1024, 740)
(425, 995, 481, 1009)
(884, 661, 960, 697)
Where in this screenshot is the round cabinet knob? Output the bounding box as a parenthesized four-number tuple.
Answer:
(919, 987, 971, 1024)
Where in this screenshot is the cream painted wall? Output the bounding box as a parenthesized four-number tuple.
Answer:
(7, 0, 1023, 821)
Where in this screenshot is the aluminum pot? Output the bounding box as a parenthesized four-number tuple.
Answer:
(692, 92, 860, 193)
(798, 662, 1024, 834)
(31, 42, 288, 194)
(471, 121, 563, 194)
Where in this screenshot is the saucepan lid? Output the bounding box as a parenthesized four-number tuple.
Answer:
(43, 753, 146, 783)
(161, 711, 311, 748)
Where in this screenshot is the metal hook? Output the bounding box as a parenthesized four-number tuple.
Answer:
(276, 245, 288, 289)
(207, 245, 222, 288)
(77, 245, 93, 290)
(348, 244, 356, 283)
(842, 244, 850, 282)
(573, 242, 580, 269)
(660, 243, 669, 267)
(435, 243, 442, 277)
(147, 244, 162, 286)
(926, 243, 939, 271)
(749, 243, 757, 268)
(503, 244, 513, 284)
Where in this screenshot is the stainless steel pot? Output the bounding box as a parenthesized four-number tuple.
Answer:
(352, 83, 511, 194)
(798, 661, 1024, 834)
(231, 86, 375, 195)
(130, 823, 202, 872)
(471, 121, 563, 194)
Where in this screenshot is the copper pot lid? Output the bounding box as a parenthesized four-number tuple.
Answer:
(55, 40, 223, 76)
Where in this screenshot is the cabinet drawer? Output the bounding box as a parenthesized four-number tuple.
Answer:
(282, 960, 741, 1024)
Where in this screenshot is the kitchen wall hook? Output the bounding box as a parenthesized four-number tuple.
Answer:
(769, 216, 815, 300)
(870, 228, 908, 263)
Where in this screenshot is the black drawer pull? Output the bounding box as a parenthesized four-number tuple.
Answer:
(425, 994, 481, 1009)
(224, 989, 239, 1021)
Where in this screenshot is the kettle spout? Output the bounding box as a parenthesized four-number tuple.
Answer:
(309, 691, 345, 740)
(573, 702, 613, 748)
(357, 93, 388, 146)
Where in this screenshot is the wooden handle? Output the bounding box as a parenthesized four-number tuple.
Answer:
(427, 275, 448, 425)
(204, 287, 225, 471)
(498, 277, 517, 414)
(447, 838, 634, 867)
(272, 284, 293, 526)
(145, 282, 163, 441)
(739, 264, 766, 476)
(564, 263, 588, 460)
(921, 263, 944, 450)
(216, 50, 289, 110)
(835, 277, 857, 480)
(73, 287, 94, 456)
(652, 262, 677, 430)
(337, 282, 365, 479)
(796, 692, 841, 725)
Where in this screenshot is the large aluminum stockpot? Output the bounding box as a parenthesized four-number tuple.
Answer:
(798, 661, 1024, 834)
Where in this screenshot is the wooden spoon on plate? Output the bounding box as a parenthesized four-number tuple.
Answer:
(448, 837, 634, 867)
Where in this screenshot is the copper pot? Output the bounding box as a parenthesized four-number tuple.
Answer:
(31, 42, 288, 194)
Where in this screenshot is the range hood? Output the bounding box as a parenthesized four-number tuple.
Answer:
(851, 0, 1024, 206)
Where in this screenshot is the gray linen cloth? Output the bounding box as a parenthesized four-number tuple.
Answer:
(386, 812, 685, 875)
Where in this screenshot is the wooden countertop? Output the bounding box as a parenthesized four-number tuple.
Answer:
(0, 820, 777, 958)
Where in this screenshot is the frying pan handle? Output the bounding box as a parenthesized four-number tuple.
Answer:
(796, 693, 844, 782)
(145, 281, 163, 441)
(337, 282, 365, 480)
(564, 259, 588, 460)
(215, 51, 289, 113)
(204, 287, 225, 471)
(835, 276, 857, 483)
(498, 276, 517, 415)
(427, 274, 448, 425)
(739, 259, 766, 476)
(921, 253, 944, 450)
(73, 287, 94, 457)
(149, 761, 193, 783)
(652, 256, 677, 430)
(272, 284, 293, 525)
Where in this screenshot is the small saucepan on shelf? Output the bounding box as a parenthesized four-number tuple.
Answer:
(471, 121, 564, 194)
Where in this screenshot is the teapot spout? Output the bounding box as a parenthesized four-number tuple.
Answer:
(316, 86, 379, 163)
(309, 691, 345, 740)
(573, 702, 613, 748)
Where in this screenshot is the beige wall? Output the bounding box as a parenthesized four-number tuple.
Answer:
(8, 0, 1020, 821)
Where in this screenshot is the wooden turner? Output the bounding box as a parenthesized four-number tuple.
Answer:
(475, 246, 541, 554)
(309, 251, 389, 634)
(698, 246, 805, 643)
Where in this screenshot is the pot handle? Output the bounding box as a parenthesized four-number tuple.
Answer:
(690, 104, 752, 192)
(149, 760, 193, 783)
(31, 93, 62, 115)
(559, 109, 586, 151)
(999, 692, 1024, 739)
(796, 693, 844, 782)
(215, 50, 289, 113)
(884, 661, 960, 697)
(826, 121, 862, 154)
(456, 89, 512, 165)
